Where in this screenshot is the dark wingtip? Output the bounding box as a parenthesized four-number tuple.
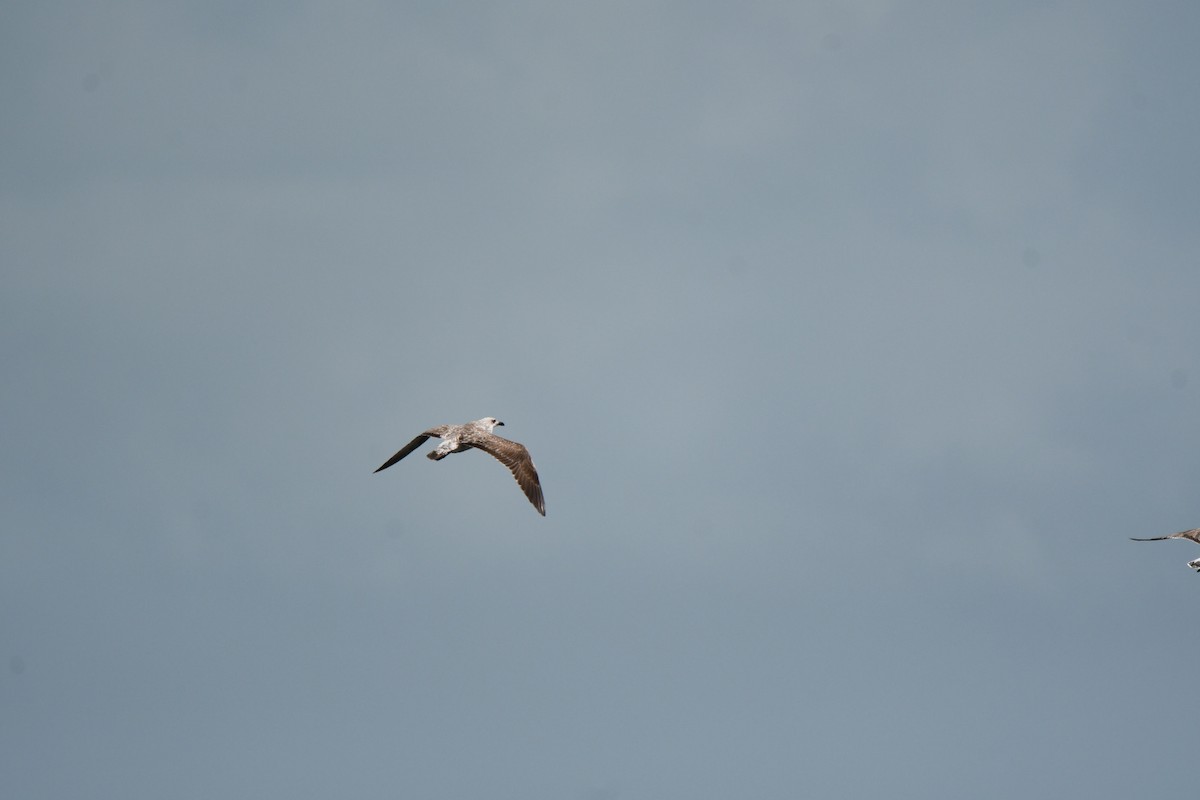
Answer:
(374, 454, 403, 473)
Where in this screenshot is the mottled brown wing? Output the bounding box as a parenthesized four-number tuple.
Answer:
(1130, 528, 1200, 544)
(467, 432, 546, 516)
(373, 425, 450, 473)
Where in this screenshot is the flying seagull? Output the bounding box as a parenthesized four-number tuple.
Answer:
(374, 417, 545, 516)
(1130, 528, 1200, 572)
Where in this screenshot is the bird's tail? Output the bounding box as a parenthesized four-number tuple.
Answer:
(427, 450, 448, 461)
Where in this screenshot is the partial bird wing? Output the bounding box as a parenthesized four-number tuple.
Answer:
(1130, 528, 1200, 544)
(373, 425, 450, 473)
(466, 431, 546, 516)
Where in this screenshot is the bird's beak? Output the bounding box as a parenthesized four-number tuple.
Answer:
(497, 421, 505, 426)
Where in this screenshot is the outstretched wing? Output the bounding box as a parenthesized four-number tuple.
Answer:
(467, 432, 546, 516)
(373, 425, 450, 473)
(1130, 528, 1200, 544)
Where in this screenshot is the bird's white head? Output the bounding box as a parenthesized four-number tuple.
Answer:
(477, 417, 504, 431)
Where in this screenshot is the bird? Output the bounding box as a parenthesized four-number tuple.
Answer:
(374, 417, 545, 516)
(1130, 528, 1200, 572)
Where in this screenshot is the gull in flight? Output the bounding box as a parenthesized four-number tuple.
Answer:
(1130, 528, 1200, 572)
(374, 417, 545, 516)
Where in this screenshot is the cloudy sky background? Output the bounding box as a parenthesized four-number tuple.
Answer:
(4, 2, 1199, 797)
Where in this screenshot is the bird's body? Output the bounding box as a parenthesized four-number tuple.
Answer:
(374, 417, 545, 516)
(1130, 528, 1200, 571)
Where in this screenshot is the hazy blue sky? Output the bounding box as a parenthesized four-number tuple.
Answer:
(4, 2, 1199, 798)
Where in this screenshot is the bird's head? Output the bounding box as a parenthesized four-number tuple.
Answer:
(479, 417, 504, 431)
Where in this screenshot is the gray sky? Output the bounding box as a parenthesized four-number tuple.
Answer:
(3, 2, 1199, 798)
